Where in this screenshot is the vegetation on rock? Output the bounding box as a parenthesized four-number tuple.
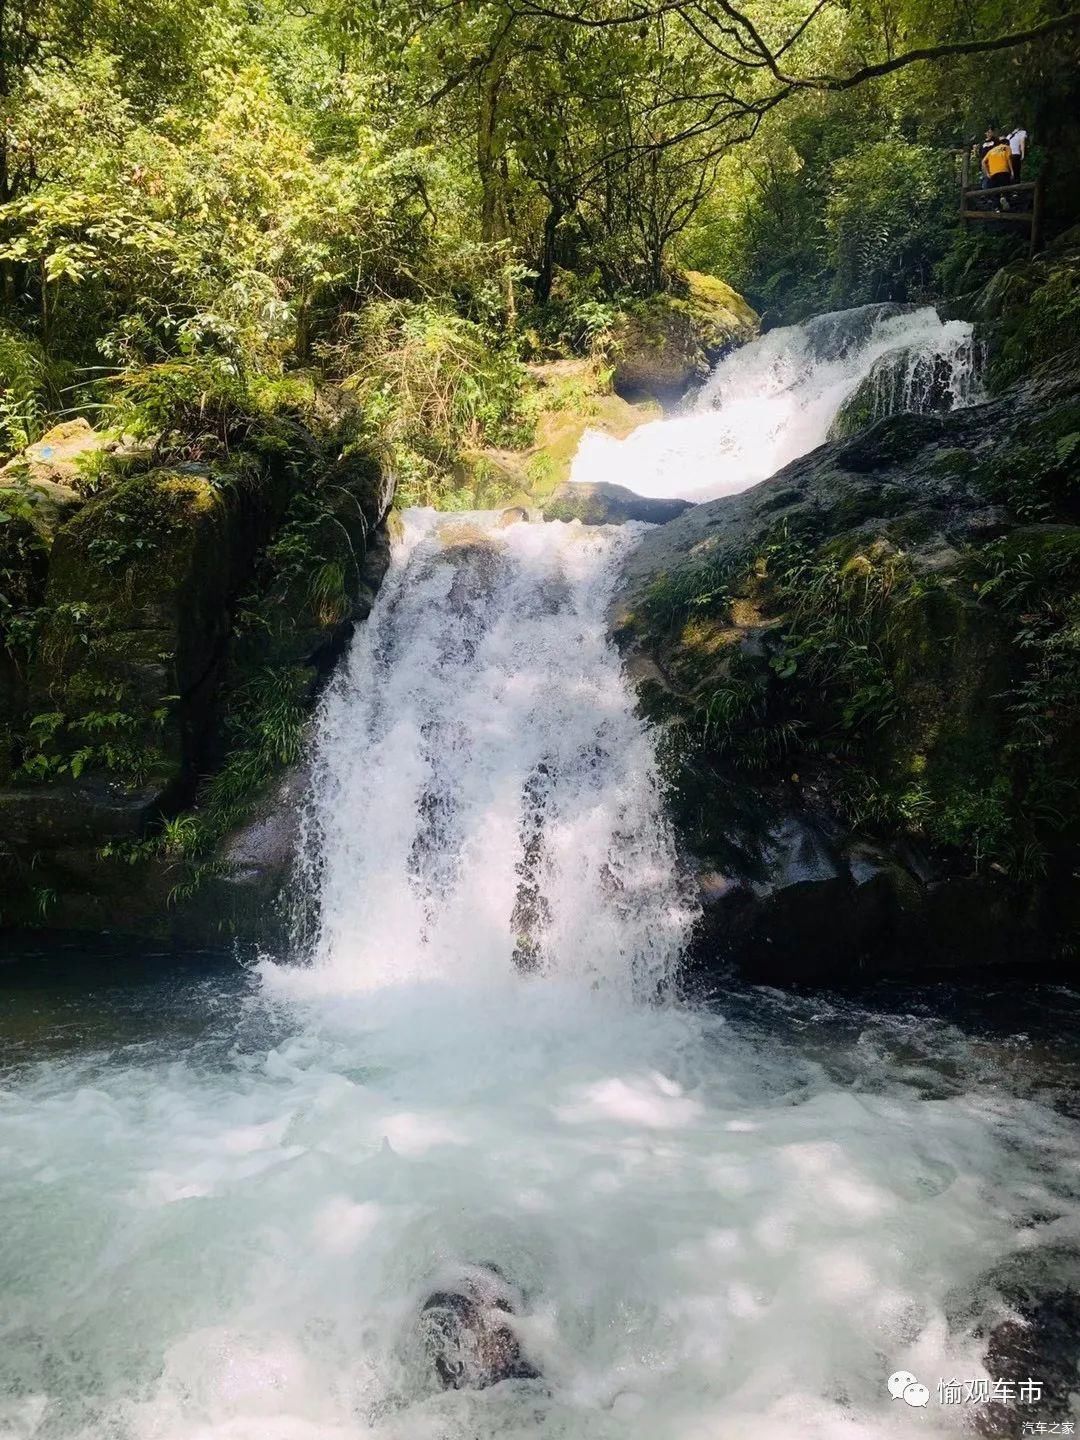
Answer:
(0, 375, 392, 930)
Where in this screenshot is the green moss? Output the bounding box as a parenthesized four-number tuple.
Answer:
(680, 270, 760, 339)
(632, 508, 1080, 883)
(927, 448, 977, 479)
(607, 273, 758, 400)
(828, 377, 879, 440)
(78, 471, 193, 574)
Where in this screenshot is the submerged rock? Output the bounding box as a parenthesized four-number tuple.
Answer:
(798, 301, 909, 361)
(419, 1268, 540, 1392)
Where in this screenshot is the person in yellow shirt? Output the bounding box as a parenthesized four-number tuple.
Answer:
(981, 136, 1014, 209)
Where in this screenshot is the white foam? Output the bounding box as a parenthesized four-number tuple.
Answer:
(570, 305, 981, 502)
(5, 985, 1079, 1439)
(277, 509, 697, 999)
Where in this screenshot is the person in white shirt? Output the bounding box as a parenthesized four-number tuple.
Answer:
(1008, 127, 1028, 182)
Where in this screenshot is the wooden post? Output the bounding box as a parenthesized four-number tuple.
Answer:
(1030, 172, 1044, 260)
(960, 149, 971, 231)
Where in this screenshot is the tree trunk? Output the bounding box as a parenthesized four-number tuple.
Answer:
(477, 45, 506, 244)
(533, 202, 564, 304)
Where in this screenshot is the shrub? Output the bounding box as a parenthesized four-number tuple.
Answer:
(824, 141, 954, 306)
(331, 301, 533, 506)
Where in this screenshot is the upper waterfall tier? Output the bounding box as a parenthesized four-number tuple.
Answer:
(570, 304, 981, 503)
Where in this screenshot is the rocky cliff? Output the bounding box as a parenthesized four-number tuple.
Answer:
(0, 387, 393, 939)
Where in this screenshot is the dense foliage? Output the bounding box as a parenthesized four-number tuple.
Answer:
(1, 0, 1077, 467)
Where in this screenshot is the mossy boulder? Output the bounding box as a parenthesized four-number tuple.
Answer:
(0, 417, 150, 508)
(609, 271, 759, 403)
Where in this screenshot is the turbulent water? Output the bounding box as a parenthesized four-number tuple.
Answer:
(571, 304, 982, 502)
(291, 512, 694, 998)
(3, 312, 1080, 1440)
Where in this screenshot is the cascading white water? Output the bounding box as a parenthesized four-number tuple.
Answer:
(4, 321, 1080, 1440)
(287, 510, 696, 998)
(571, 304, 982, 502)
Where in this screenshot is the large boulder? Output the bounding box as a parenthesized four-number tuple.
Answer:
(609, 271, 759, 403)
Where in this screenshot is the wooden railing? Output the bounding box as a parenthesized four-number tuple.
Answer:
(958, 153, 1044, 259)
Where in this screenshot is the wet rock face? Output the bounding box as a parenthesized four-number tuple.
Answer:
(828, 346, 978, 441)
(977, 1294, 1080, 1438)
(542, 480, 693, 526)
(683, 814, 1047, 987)
(949, 1248, 1080, 1438)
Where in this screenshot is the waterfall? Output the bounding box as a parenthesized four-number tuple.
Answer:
(7, 308, 1080, 1440)
(571, 304, 981, 502)
(284, 510, 697, 998)
(286, 304, 982, 1002)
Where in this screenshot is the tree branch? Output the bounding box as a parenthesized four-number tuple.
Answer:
(788, 8, 1080, 89)
(515, 0, 1080, 96)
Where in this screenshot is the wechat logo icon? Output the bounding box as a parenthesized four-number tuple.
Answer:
(888, 1370, 930, 1407)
